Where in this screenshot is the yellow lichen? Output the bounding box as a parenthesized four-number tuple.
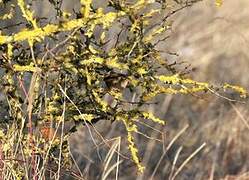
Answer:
(215, 0, 223, 7)
(73, 114, 95, 122)
(224, 83, 248, 98)
(142, 112, 165, 125)
(13, 64, 41, 72)
(17, 0, 38, 29)
(7, 44, 13, 58)
(92, 90, 109, 112)
(80, 0, 92, 18)
(105, 57, 128, 70)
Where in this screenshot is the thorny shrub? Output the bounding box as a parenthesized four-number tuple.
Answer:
(0, 0, 246, 179)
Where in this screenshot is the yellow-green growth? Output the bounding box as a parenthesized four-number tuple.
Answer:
(0, 0, 246, 176)
(215, 0, 223, 7)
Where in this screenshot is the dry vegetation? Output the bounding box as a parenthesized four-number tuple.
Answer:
(69, 1, 249, 180)
(0, 0, 249, 180)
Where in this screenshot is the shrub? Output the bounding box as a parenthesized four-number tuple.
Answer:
(0, 0, 246, 179)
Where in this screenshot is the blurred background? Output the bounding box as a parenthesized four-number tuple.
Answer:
(68, 1, 249, 179)
(1, 0, 249, 179)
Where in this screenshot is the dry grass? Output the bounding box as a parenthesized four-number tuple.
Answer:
(67, 1, 249, 179)
(0, 0, 249, 179)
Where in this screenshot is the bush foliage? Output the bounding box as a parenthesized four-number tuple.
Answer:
(0, 0, 245, 179)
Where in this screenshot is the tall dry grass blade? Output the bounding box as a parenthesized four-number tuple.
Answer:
(169, 146, 183, 180)
(230, 102, 249, 131)
(102, 139, 119, 175)
(102, 160, 123, 180)
(171, 142, 206, 180)
(150, 124, 189, 179)
(115, 137, 121, 180)
(56, 80, 67, 180)
(101, 137, 122, 180)
(68, 148, 84, 178)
